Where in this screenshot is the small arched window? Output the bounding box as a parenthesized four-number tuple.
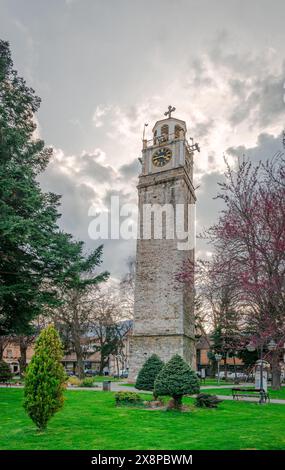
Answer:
(175, 125, 184, 138)
(161, 124, 169, 141)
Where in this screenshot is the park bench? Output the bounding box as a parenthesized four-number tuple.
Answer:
(232, 387, 270, 403)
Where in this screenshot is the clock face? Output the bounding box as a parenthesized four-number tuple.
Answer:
(152, 147, 172, 167)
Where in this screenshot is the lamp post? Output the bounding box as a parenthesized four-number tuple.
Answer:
(247, 339, 277, 404)
(247, 341, 265, 402)
(215, 353, 222, 384)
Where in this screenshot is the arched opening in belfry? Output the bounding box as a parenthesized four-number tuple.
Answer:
(161, 124, 169, 141)
(175, 124, 184, 138)
(153, 129, 158, 144)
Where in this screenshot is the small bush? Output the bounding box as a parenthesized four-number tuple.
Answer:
(135, 354, 164, 393)
(81, 377, 97, 388)
(154, 354, 200, 410)
(115, 392, 142, 406)
(68, 376, 82, 387)
(0, 360, 12, 382)
(195, 393, 222, 408)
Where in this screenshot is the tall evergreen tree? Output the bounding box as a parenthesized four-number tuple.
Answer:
(0, 40, 108, 334)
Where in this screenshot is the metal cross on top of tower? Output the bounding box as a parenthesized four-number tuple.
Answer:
(164, 105, 176, 118)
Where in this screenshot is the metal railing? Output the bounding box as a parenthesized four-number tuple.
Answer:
(143, 132, 200, 154)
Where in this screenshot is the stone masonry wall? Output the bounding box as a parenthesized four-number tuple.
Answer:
(128, 168, 196, 381)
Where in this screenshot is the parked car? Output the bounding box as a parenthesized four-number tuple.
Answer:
(66, 370, 75, 377)
(235, 372, 248, 380)
(215, 371, 228, 379)
(113, 370, 129, 379)
(120, 371, 129, 379)
(215, 371, 247, 381)
(84, 369, 98, 377)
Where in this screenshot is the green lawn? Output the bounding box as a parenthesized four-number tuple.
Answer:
(206, 386, 285, 400)
(90, 375, 123, 383)
(200, 379, 236, 387)
(0, 389, 285, 450)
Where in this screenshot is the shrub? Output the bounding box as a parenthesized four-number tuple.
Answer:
(135, 354, 164, 395)
(0, 360, 12, 382)
(23, 325, 67, 430)
(68, 376, 82, 387)
(195, 393, 222, 408)
(154, 354, 200, 410)
(115, 391, 142, 406)
(81, 377, 97, 388)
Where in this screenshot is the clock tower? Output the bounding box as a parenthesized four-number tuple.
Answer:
(129, 107, 199, 380)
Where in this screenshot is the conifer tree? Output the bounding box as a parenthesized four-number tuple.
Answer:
(154, 355, 200, 410)
(135, 354, 164, 393)
(24, 325, 66, 430)
(0, 41, 108, 335)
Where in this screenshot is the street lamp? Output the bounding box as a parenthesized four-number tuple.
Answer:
(246, 339, 276, 404)
(215, 353, 222, 384)
(246, 341, 265, 402)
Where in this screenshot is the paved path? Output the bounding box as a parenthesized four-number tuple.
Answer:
(106, 382, 253, 392)
(215, 395, 285, 405)
(2, 383, 285, 405)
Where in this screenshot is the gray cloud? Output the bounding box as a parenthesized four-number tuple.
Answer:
(119, 159, 141, 179)
(80, 151, 117, 182)
(229, 73, 285, 128)
(227, 131, 283, 165)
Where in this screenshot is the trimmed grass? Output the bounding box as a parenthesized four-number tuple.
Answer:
(89, 376, 123, 383)
(200, 379, 235, 387)
(0, 389, 285, 450)
(206, 386, 285, 400)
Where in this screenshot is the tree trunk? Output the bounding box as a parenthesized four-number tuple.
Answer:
(233, 356, 239, 383)
(224, 355, 228, 380)
(0, 342, 4, 360)
(172, 395, 183, 410)
(99, 355, 108, 375)
(19, 337, 28, 377)
(73, 334, 85, 379)
(0, 336, 10, 360)
(210, 359, 216, 378)
(70, 311, 85, 379)
(271, 350, 281, 390)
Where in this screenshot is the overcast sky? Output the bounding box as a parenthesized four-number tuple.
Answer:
(0, 0, 284, 279)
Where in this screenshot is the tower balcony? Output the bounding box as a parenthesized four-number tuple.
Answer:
(142, 132, 200, 155)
